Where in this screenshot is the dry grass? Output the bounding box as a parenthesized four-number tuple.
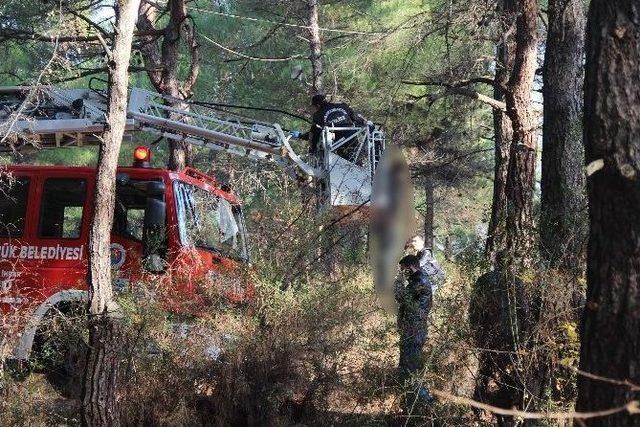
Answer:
(0, 211, 584, 427)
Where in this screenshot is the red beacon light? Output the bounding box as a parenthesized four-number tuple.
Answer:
(133, 146, 151, 168)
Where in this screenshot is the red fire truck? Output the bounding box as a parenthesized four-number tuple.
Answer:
(0, 146, 252, 362)
(0, 85, 385, 366)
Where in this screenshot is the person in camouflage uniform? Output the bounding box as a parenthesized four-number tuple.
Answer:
(405, 235, 445, 294)
(395, 254, 434, 405)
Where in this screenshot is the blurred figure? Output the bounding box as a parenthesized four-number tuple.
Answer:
(395, 254, 434, 408)
(405, 235, 445, 294)
(369, 145, 415, 315)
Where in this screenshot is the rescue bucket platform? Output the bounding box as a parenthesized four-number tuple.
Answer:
(0, 86, 385, 210)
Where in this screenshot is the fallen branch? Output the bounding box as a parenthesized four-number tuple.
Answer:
(567, 366, 640, 392)
(432, 389, 640, 420)
(402, 77, 507, 111)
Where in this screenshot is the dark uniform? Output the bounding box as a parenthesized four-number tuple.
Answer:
(306, 101, 366, 158)
(395, 269, 432, 377)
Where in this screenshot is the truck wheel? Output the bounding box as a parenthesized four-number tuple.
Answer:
(58, 334, 88, 399)
(32, 302, 88, 399)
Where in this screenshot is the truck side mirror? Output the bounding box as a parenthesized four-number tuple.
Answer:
(143, 182, 167, 273)
(116, 173, 130, 187)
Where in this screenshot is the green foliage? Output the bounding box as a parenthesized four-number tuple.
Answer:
(0, 1, 549, 424)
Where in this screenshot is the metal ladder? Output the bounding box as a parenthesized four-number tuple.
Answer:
(127, 89, 319, 180)
(0, 86, 385, 208)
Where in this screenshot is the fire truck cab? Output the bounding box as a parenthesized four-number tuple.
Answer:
(0, 147, 251, 361)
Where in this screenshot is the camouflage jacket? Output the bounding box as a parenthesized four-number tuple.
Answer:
(395, 269, 433, 326)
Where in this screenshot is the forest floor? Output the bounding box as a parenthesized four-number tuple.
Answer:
(2, 265, 559, 426)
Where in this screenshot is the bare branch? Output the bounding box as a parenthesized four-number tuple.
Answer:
(432, 389, 640, 420)
(0, 30, 103, 43)
(402, 76, 506, 93)
(49, 66, 150, 84)
(66, 8, 111, 38)
(96, 33, 113, 62)
(446, 87, 507, 111)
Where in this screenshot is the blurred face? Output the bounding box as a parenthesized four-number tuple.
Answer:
(406, 236, 424, 252)
(401, 263, 416, 275)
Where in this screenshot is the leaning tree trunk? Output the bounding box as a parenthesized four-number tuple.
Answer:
(503, 0, 538, 270)
(137, 0, 200, 171)
(575, 1, 640, 425)
(82, 1, 140, 425)
(540, 0, 587, 270)
(307, 0, 323, 93)
(485, 15, 514, 260)
(502, 0, 545, 412)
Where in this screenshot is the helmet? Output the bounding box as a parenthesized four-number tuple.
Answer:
(311, 93, 326, 106)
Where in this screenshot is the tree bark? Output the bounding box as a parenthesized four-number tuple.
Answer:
(82, 315, 123, 427)
(575, 1, 640, 425)
(82, 1, 140, 425)
(307, 0, 323, 93)
(540, 0, 587, 269)
(485, 2, 514, 260)
(503, 0, 539, 270)
(137, 0, 200, 170)
(494, 1, 544, 412)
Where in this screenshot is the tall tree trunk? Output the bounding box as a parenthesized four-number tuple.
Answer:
(424, 171, 434, 251)
(307, 0, 323, 93)
(82, 1, 140, 425)
(503, 0, 539, 269)
(575, 1, 640, 424)
(502, 0, 544, 412)
(137, 0, 200, 170)
(540, 0, 587, 269)
(167, 99, 193, 171)
(485, 10, 514, 260)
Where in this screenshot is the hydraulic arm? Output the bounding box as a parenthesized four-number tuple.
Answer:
(0, 86, 384, 208)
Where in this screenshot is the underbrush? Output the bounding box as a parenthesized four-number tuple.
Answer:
(1, 271, 397, 426)
(0, 257, 584, 426)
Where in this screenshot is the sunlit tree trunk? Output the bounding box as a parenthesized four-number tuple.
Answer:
(502, 1, 542, 407)
(82, 0, 140, 425)
(503, 0, 539, 270)
(307, 0, 323, 93)
(485, 12, 514, 259)
(575, 1, 640, 425)
(541, 0, 587, 269)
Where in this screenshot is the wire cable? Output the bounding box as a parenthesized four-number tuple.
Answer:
(190, 100, 311, 124)
(189, 6, 386, 36)
(199, 32, 307, 62)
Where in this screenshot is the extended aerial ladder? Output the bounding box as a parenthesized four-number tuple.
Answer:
(0, 86, 385, 209)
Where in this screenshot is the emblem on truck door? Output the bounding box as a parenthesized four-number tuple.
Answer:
(110, 243, 126, 270)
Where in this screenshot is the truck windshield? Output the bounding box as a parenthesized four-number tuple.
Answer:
(174, 181, 248, 261)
